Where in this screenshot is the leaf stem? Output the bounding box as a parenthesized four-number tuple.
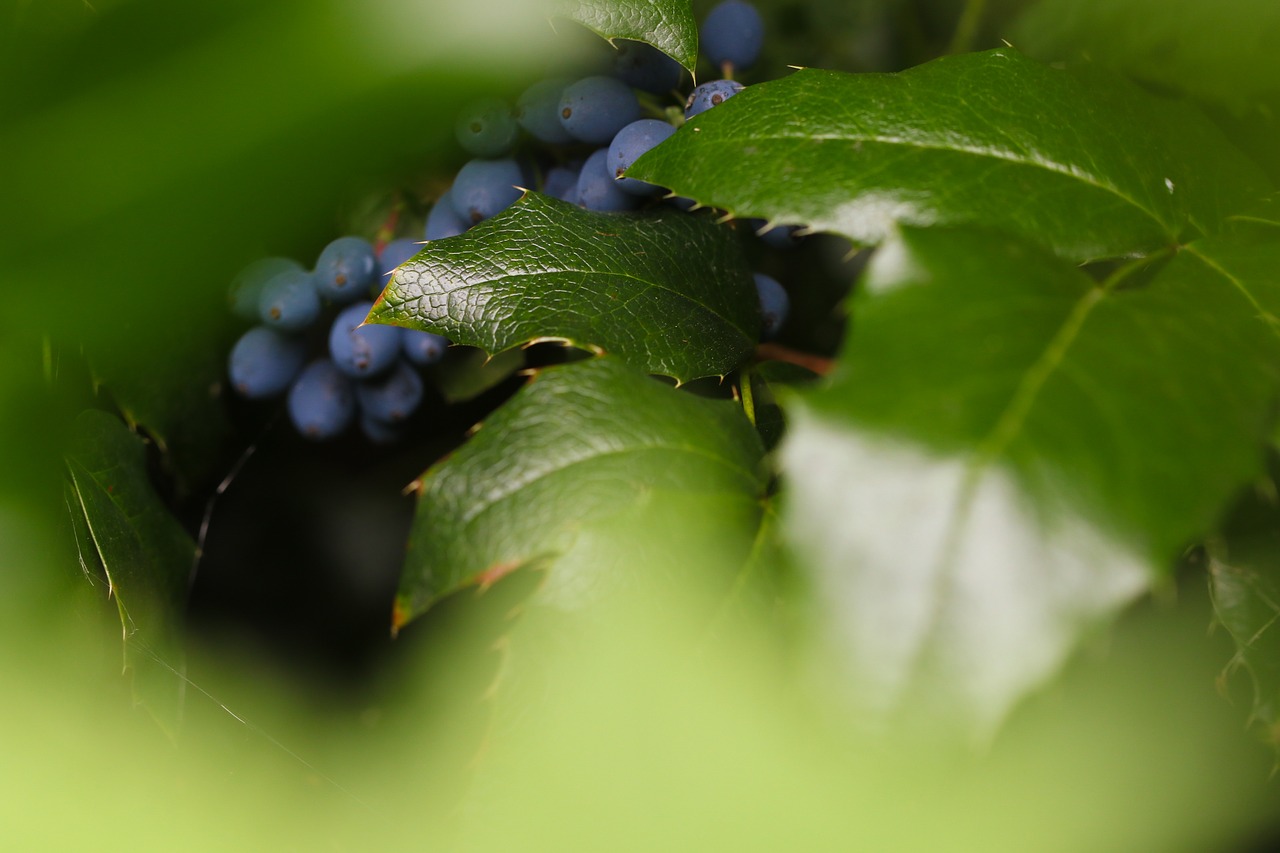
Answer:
(947, 0, 988, 55)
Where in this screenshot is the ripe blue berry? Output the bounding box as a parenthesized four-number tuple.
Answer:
(543, 162, 583, 204)
(455, 98, 518, 158)
(614, 41, 684, 94)
(700, 1, 764, 71)
(315, 236, 377, 303)
(558, 76, 641, 144)
(608, 119, 676, 196)
(228, 326, 308, 399)
(754, 273, 788, 340)
(259, 268, 321, 331)
(402, 329, 448, 366)
(356, 360, 424, 424)
(288, 359, 356, 440)
(329, 300, 403, 378)
(378, 238, 421, 290)
(425, 190, 469, 241)
(360, 412, 402, 445)
(516, 78, 574, 144)
(450, 159, 524, 224)
(684, 79, 744, 118)
(229, 257, 301, 322)
(577, 148, 641, 212)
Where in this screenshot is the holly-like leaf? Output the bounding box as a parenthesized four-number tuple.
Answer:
(393, 357, 765, 629)
(65, 409, 193, 731)
(629, 49, 1269, 262)
(1012, 0, 1280, 114)
(781, 227, 1280, 735)
(555, 0, 698, 71)
(370, 192, 759, 384)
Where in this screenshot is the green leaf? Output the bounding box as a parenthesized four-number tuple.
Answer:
(393, 357, 765, 629)
(65, 409, 192, 731)
(554, 0, 698, 71)
(629, 49, 1269, 262)
(89, 324, 232, 494)
(1012, 0, 1280, 114)
(1209, 472, 1280, 754)
(781, 227, 1280, 735)
(370, 192, 759, 384)
(432, 346, 526, 404)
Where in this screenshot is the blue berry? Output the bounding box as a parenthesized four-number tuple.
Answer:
(315, 236, 377, 303)
(608, 119, 676, 196)
(700, 1, 764, 71)
(259, 268, 321, 331)
(356, 360, 424, 424)
(543, 162, 583, 204)
(425, 190, 469, 241)
(516, 79, 574, 144)
(684, 79, 744, 118)
(288, 359, 356, 440)
(754, 273, 788, 340)
(455, 98, 518, 157)
(360, 412, 402, 445)
(229, 257, 301, 321)
(402, 329, 448, 366)
(228, 326, 308, 399)
(558, 76, 641, 144)
(614, 41, 684, 94)
(577, 148, 641, 212)
(450, 159, 525, 224)
(378, 238, 421, 290)
(329, 300, 403, 378)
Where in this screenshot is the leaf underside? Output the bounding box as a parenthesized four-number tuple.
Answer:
(782, 226, 1280, 734)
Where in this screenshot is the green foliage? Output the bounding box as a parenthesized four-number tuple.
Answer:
(556, 0, 699, 70)
(13, 0, 1280, 847)
(371, 192, 759, 383)
(393, 356, 765, 626)
(629, 49, 1268, 259)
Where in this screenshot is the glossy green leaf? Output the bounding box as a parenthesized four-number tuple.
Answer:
(370, 192, 759, 383)
(629, 49, 1269, 261)
(393, 357, 765, 629)
(65, 409, 192, 731)
(555, 0, 698, 70)
(1012, 0, 1280, 114)
(1209, 471, 1280, 753)
(781, 227, 1280, 734)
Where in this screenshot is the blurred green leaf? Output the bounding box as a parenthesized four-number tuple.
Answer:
(393, 357, 764, 628)
(1210, 469, 1280, 753)
(781, 226, 1280, 734)
(371, 192, 759, 383)
(1012, 0, 1280, 114)
(556, 0, 698, 70)
(432, 346, 526, 404)
(65, 409, 192, 730)
(629, 49, 1269, 261)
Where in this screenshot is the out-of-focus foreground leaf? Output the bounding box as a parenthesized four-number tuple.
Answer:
(1210, 465, 1280, 753)
(629, 49, 1269, 261)
(555, 0, 698, 70)
(782, 227, 1280, 735)
(371, 193, 759, 383)
(65, 409, 193, 730)
(1012, 0, 1280, 114)
(393, 357, 764, 629)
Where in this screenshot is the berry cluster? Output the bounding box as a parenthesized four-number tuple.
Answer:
(225, 0, 790, 442)
(226, 237, 447, 443)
